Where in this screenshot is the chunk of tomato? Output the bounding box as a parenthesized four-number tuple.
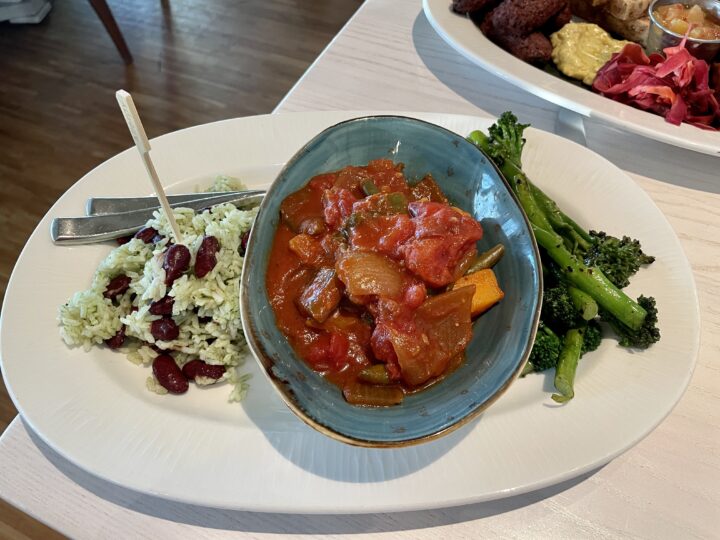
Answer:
(402, 201, 483, 287)
(349, 213, 415, 259)
(306, 332, 350, 372)
(322, 187, 357, 230)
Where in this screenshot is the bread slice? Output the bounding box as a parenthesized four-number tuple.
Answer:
(603, 13, 650, 43)
(570, 0, 650, 44)
(605, 0, 652, 21)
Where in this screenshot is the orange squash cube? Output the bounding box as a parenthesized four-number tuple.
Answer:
(453, 268, 504, 317)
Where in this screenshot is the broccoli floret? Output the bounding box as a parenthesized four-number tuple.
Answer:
(542, 260, 564, 288)
(581, 319, 602, 355)
(600, 295, 660, 349)
(468, 112, 528, 169)
(585, 231, 655, 288)
(542, 284, 581, 331)
(522, 323, 562, 374)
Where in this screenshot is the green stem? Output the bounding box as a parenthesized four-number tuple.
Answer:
(532, 224, 647, 330)
(552, 328, 584, 403)
(559, 208, 593, 244)
(529, 183, 592, 244)
(512, 173, 555, 233)
(468, 132, 565, 243)
(529, 183, 592, 252)
(568, 286, 598, 321)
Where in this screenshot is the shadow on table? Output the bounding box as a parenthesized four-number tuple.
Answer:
(26, 419, 600, 533)
(411, 12, 720, 194)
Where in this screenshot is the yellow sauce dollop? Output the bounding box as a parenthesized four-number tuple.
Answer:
(551, 23, 631, 85)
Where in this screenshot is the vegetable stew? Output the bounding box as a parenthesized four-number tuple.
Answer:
(266, 159, 504, 406)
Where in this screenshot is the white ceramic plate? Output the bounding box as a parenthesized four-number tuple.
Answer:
(0, 111, 699, 513)
(423, 0, 720, 157)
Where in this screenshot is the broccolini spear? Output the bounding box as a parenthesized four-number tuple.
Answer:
(601, 295, 660, 349)
(470, 112, 659, 402)
(471, 122, 653, 289)
(551, 320, 603, 403)
(467, 113, 659, 339)
(552, 326, 585, 403)
(532, 225, 647, 331)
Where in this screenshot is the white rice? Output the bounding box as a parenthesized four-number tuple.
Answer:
(58, 176, 258, 402)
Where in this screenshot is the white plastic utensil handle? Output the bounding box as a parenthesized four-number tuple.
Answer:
(115, 89, 183, 244)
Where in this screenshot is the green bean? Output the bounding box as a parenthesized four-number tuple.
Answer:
(357, 364, 392, 385)
(386, 192, 408, 213)
(343, 383, 404, 406)
(466, 244, 505, 274)
(361, 180, 379, 196)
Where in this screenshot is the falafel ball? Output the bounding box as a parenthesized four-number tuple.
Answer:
(490, 0, 567, 38)
(544, 4, 572, 32)
(452, 0, 498, 13)
(480, 11, 554, 63)
(502, 31, 553, 63)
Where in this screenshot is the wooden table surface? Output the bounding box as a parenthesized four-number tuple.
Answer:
(1, 0, 719, 538)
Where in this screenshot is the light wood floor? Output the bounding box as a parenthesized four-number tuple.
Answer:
(0, 0, 362, 537)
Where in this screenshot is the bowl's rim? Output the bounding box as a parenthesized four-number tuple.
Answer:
(648, 0, 720, 44)
(239, 114, 543, 448)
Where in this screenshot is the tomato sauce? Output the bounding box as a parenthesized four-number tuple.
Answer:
(266, 159, 484, 406)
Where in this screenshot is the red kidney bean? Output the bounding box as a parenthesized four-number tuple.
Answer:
(152, 354, 188, 394)
(150, 317, 180, 341)
(116, 235, 132, 246)
(239, 231, 250, 256)
(104, 326, 126, 349)
(194, 235, 220, 278)
(163, 244, 190, 285)
(103, 275, 131, 299)
(181, 359, 226, 381)
(134, 226, 159, 244)
(149, 296, 174, 316)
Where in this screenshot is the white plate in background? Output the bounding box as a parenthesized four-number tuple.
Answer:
(423, 0, 720, 157)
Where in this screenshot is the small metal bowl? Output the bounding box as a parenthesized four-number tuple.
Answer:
(647, 0, 720, 61)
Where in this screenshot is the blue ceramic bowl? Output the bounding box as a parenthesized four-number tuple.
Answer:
(240, 116, 541, 447)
